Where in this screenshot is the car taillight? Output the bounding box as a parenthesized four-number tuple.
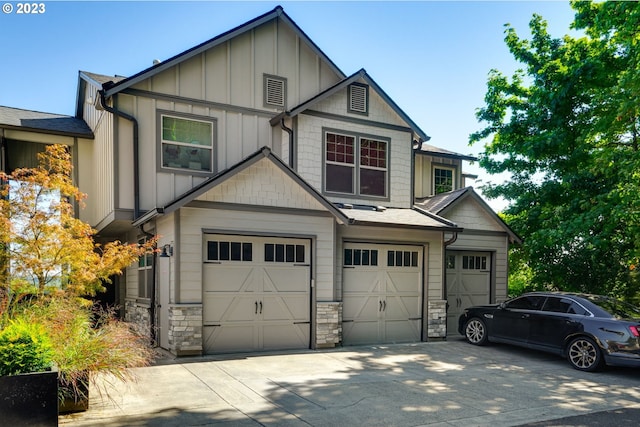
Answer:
(630, 326, 640, 338)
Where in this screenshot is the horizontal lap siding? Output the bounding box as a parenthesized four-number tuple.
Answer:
(179, 207, 335, 303)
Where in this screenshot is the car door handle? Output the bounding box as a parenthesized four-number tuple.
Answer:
(521, 314, 530, 318)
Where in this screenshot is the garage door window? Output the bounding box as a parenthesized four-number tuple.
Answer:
(265, 243, 305, 263)
(387, 250, 418, 267)
(207, 241, 253, 262)
(344, 248, 378, 266)
(462, 255, 487, 270)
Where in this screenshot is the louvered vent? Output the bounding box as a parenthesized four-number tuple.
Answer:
(265, 76, 285, 107)
(349, 84, 368, 113)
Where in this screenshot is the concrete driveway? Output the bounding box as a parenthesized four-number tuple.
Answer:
(59, 338, 640, 427)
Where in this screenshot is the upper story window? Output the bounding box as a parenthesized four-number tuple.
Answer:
(433, 166, 455, 194)
(324, 130, 388, 198)
(160, 113, 214, 173)
(348, 83, 368, 115)
(264, 74, 286, 108)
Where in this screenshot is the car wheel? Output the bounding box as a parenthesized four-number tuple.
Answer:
(464, 318, 488, 345)
(567, 336, 603, 372)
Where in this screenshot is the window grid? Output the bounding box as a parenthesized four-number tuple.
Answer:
(387, 250, 419, 267)
(265, 243, 305, 263)
(344, 249, 378, 266)
(434, 167, 454, 194)
(207, 241, 253, 262)
(462, 255, 487, 270)
(325, 131, 387, 198)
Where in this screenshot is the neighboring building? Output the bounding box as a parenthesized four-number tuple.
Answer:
(0, 6, 519, 356)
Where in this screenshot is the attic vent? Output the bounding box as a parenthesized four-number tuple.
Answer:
(348, 84, 368, 114)
(264, 75, 286, 108)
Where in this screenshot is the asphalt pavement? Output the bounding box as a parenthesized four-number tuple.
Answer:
(59, 338, 640, 427)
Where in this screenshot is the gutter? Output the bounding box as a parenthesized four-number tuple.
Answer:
(98, 89, 141, 220)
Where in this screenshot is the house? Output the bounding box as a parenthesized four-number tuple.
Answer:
(0, 6, 519, 356)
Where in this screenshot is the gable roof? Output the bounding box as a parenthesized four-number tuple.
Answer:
(272, 69, 430, 142)
(417, 142, 477, 162)
(132, 146, 350, 227)
(415, 186, 521, 243)
(99, 6, 344, 99)
(0, 106, 93, 138)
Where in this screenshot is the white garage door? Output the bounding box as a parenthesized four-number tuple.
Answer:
(446, 251, 491, 335)
(203, 235, 311, 354)
(342, 243, 423, 345)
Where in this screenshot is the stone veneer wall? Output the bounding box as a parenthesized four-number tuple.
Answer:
(427, 299, 447, 339)
(168, 304, 203, 356)
(124, 299, 151, 338)
(316, 302, 342, 348)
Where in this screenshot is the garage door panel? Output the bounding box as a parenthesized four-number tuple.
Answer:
(262, 295, 309, 321)
(203, 235, 311, 354)
(204, 265, 256, 293)
(384, 319, 421, 343)
(342, 320, 379, 345)
(263, 267, 308, 292)
(343, 243, 423, 346)
(203, 294, 257, 323)
(262, 323, 309, 350)
(343, 295, 380, 321)
(204, 325, 256, 353)
(387, 271, 421, 293)
(343, 270, 379, 294)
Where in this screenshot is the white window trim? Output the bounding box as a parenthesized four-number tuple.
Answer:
(433, 165, 456, 194)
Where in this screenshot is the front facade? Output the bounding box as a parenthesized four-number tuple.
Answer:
(1, 6, 519, 356)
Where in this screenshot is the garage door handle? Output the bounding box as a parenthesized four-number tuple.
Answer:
(383, 300, 386, 311)
(255, 301, 258, 314)
(380, 301, 383, 311)
(260, 301, 263, 314)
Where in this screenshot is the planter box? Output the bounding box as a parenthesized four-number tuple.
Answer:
(0, 368, 58, 427)
(58, 376, 89, 414)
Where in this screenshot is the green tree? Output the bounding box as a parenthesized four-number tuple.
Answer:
(471, 1, 640, 300)
(0, 144, 155, 324)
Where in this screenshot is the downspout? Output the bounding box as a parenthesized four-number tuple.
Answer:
(99, 90, 155, 343)
(140, 224, 158, 346)
(279, 117, 294, 168)
(98, 89, 141, 219)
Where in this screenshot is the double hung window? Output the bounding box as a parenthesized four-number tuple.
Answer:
(434, 166, 454, 194)
(160, 114, 214, 173)
(325, 131, 388, 198)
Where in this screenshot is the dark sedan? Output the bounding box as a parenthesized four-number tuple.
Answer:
(458, 292, 640, 371)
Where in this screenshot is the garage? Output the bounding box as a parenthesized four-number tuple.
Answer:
(203, 234, 311, 354)
(445, 251, 491, 335)
(342, 242, 423, 345)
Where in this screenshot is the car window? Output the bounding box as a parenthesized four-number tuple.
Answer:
(542, 297, 571, 313)
(586, 295, 640, 319)
(542, 297, 589, 315)
(505, 295, 546, 310)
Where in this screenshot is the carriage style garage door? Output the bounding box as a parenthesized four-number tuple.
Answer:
(203, 235, 311, 354)
(446, 251, 491, 335)
(342, 243, 423, 345)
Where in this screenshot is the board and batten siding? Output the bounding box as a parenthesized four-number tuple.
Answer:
(81, 82, 116, 229)
(414, 155, 463, 199)
(178, 207, 336, 303)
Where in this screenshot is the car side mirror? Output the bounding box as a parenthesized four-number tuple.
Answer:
(499, 302, 506, 310)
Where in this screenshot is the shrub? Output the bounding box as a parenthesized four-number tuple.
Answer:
(0, 319, 53, 376)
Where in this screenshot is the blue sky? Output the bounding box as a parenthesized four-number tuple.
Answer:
(0, 1, 577, 210)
